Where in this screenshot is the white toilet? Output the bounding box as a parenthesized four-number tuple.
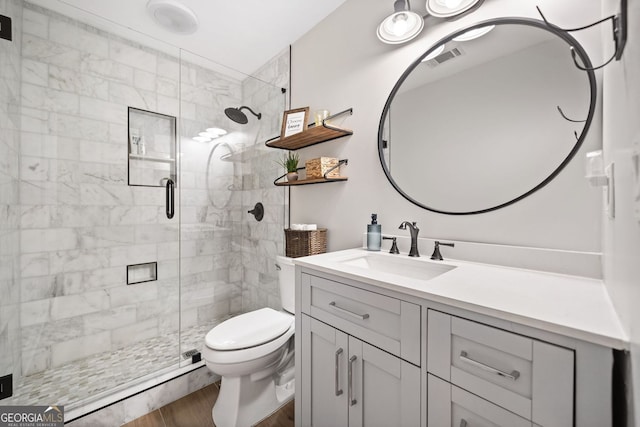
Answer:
(202, 255, 296, 427)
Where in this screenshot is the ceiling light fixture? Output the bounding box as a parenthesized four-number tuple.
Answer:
(452, 24, 495, 41)
(206, 128, 228, 137)
(193, 126, 228, 142)
(146, 0, 199, 35)
(425, 0, 483, 18)
(377, 0, 425, 45)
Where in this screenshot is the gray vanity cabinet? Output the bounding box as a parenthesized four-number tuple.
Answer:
(298, 272, 422, 427)
(427, 310, 574, 427)
(296, 256, 617, 427)
(300, 315, 420, 427)
(300, 315, 348, 427)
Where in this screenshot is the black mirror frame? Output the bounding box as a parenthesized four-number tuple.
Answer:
(377, 17, 597, 215)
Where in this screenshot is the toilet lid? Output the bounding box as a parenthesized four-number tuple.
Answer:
(205, 307, 293, 351)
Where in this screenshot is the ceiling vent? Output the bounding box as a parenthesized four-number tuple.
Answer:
(146, 0, 199, 35)
(424, 47, 464, 68)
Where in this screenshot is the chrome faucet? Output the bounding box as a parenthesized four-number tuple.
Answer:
(398, 221, 420, 257)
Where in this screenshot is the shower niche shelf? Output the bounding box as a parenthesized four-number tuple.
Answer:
(128, 107, 176, 187)
(129, 154, 175, 163)
(265, 108, 353, 150)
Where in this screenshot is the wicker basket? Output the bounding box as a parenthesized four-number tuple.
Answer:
(305, 157, 340, 179)
(285, 228, 327, 258)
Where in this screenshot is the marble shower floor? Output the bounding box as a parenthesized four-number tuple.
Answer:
(2, 322, 218, 408)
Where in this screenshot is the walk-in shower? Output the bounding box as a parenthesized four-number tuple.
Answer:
(0, 1, 288, 422)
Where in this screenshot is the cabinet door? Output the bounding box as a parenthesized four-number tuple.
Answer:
(428, 374, 532, 427)
(301, 315, 349, 427)
(349, 337, 421, 427)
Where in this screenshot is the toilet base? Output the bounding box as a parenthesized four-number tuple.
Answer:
(212, 372, 294, 427)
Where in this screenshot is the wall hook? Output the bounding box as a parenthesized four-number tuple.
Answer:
(555, 106, 583, 141)
(556, 106, 586, 123)
(536, 0, 627, 71)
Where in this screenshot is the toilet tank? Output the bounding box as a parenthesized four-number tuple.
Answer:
(276, 256, 295, 314)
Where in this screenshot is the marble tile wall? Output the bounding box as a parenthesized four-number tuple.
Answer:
(177, 56, 246, 343)
(17, 3, 254, 380)
(0, 0, 23, 389)
(239, 50, 290, 312)
(19, 3, 183, 377)
(5, 0, 289, 413)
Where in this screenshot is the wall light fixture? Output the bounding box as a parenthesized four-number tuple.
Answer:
(378, 0, 484, 45)
(377, 0, 425, 44)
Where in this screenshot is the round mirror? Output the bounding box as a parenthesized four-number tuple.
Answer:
(378, 18, 596, 215)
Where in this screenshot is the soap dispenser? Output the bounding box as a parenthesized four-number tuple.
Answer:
(367, 213, 381, 251)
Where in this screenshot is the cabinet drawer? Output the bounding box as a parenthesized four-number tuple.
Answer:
(301, 273, 421, 365)
(428, 310, 573, 426)
(428, 374, 532, 427)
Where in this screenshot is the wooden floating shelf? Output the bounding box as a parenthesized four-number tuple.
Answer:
(275, 176, 348, 186)
(266, 124, 353, 150)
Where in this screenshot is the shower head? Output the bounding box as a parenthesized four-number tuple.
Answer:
(224, 106, 262, 124)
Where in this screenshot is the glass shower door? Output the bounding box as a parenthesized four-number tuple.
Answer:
(3, 2, 184, 411)
(177, 50, 288, 362)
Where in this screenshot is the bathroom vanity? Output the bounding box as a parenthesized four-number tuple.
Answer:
(293, 248, 627, 427)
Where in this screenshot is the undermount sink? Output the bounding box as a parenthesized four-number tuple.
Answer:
(337, 252, 456, 281)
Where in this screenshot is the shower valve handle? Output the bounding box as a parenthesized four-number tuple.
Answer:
(247, 202, 264, 222)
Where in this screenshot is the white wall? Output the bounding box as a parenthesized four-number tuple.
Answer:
(290, 0, 603, 253)
(601, 0, 640, 423)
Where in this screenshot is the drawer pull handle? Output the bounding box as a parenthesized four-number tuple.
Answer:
(348, 355, 357, 406)
(460, 420, 468, 427)
(335, 348, 343, 396)
(329, 301, 370, 320)
(459, 351, 520, 381)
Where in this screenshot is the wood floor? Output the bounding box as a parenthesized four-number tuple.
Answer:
(121, 382, 294, 427)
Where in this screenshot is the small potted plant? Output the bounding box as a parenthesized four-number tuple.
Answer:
(277, 151, 300, 181)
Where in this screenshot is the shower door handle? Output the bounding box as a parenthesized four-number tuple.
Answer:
(165, 178, 175, 219)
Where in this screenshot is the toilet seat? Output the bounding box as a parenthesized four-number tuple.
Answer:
(204, 308, 294, 365)
(206, 308, 293, 350)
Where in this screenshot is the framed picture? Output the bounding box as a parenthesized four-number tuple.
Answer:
(281, 107, 310, 138)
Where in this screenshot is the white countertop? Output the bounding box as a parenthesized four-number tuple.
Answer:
(293, 248, 628, 349)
